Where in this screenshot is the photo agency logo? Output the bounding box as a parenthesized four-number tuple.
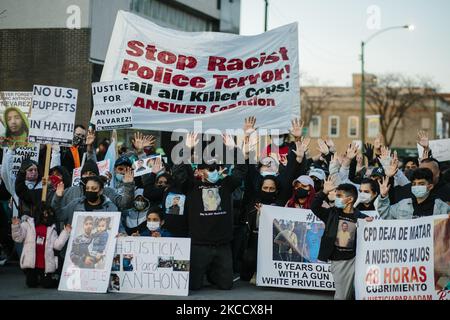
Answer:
(170, 120, 284, 165)
(66, 4, 81, 29)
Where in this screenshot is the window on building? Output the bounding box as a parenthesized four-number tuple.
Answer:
(309, 116, 321, 138)
(348, 116, 359, 138)
(367, 116, 380, 138)
(328, 116, 340, 137)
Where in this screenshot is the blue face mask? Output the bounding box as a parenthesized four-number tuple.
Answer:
(260, 171, 277, 177)
(411, 185, 429, 198)
(207, 170, 220, 183)
(115, 174, 124, 182)
(335, 197, 346, 209)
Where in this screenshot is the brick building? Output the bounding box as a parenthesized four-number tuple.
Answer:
(301, 74, 450, 157)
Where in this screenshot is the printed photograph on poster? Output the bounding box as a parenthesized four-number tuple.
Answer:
(165, 193, 185, 216)
(132, 159, 151, 177)
(0, 107, 30, 147)
(109, 273, 120, 291)
(335, 220, 356, 249)
(59, 211, 121, 293)
(272, 219, 325, 263)
(173, 260, 190, 272)
(202, 188, 221, 212)
(434, 217, 450, 291)
(70, 215, 112, 270)
(122, 254, 134, 271)
(158, 257, 174, 268)
(112, 254, 120, 272)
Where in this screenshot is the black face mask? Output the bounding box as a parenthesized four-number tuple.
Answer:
(85, 191, 100, 202)
(294, 188, 309, 200)
(260, 191, 277, 204)
(404, 169, 414, 181)
(73, 135, 85, 146)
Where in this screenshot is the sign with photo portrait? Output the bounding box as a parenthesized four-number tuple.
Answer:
(58, 211, 121, 293)
(109, 236, 190, 296)
(257, 205, 335, 291)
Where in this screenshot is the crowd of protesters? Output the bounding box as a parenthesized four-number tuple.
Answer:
(0, 116, 449, 300)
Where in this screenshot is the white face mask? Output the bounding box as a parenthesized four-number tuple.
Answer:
(358, 192, 372, 204)
(147, 221, 160, 231)
(272, 136, 284, 147)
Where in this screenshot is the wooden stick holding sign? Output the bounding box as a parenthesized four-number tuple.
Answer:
(41, 144, 52, 202)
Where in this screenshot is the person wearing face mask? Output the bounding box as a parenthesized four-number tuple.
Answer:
(54, 176, 119, 226)
(311, 177, 372, 300)
(133, 207, 172, 237)
(241, 176, 280, 283)
(402, 157, 419, 181)
(377, 168, 450, 219)
(286, 175, 316, 209)
(265, 134, 290, 162)
(11, 207, 71, 288)
(184, 144, 248, 291)
(60, 124, 87, 178)
(121, 190, 150, 235)
(52, 159, 134, 211)
(309, 168, 326, 193)
(356, 178, 379, 211)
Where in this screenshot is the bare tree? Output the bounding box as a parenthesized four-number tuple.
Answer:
(300, 75, 336, 126)
(365, 73, 438, 147)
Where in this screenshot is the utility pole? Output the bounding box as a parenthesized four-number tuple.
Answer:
(264, 0, 268, 31)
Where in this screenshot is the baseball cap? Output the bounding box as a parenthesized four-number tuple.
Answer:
(293, 175, 315, 188)
(114, 155, 133, 168)
(309, 168, 326, 181)
(260, 156, 279, 173)
(370, 167, 385, 178)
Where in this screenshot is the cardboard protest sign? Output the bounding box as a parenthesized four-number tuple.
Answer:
(91, 80, 133, 131)
(58, 211, 121, 293)
(11, 144, 40, 177)
(257, 206, 335, 291)
(72, 159, 111, 186)
(29, 85, 78, 146)
(101, 11, 300, 133)
(355, 215, 450, 300)
(417, 139, 450, 162)
(0, 91, 32, 116)
(0, 91, 32, 147)
(109, 237, 190, 296)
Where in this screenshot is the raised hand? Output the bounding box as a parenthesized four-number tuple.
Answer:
(317, 138, 330, 156)
(151, 157, 163, 174)
(123, 167, 134, 183)
(324, 136, 336, 154)
(12, 217, 20, 225)
(222, 134, 236, 150)
(289, 118, 304, 139)
(385, 156, 399, 178)
(378, 176, 391, 198)
(64, 224, 72, 233)
(243, 116, 257, 135)
(374, 134, 383, 155)
(363, 143, 374, 161)
(143, 135, 156, 149)
(293, 140, 307, 163)
(132, 132, 146, 152)
(323, 175, 337, 195)
(346, 143, 359, 160)
(56, 182, 65, 197)
(417, 130, 429, 149)
(380, 145, 391, 161)
(86, 128, 96, 146)
(186, 132, 199, 149)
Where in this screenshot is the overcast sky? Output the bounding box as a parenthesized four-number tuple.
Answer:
(240, 0, 450, 91)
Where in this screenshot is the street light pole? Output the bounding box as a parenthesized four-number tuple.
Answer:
(264, 0, 268, 32)
(360, 25, 413, 151)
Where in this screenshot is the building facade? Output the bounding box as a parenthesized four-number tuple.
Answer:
(301, 74, 450, 157)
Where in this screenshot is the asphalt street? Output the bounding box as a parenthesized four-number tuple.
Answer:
(0, 263, 333, 300)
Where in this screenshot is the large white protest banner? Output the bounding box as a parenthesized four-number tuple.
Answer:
(417, 139, 450, 162)
(91, 80, 133, 131)
(101, 11, 300, 133)
(355, 215, 450, 300)
(12, 144, 40, 177)
(109, 237, 190, 296)
(257, 206, 334, 291)
(58, 211, 121, 293)
(0, 91, 32, 116)
(29, 85, 78, 146)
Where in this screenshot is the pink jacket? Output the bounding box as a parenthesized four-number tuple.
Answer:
(11, 216, 70, 273)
